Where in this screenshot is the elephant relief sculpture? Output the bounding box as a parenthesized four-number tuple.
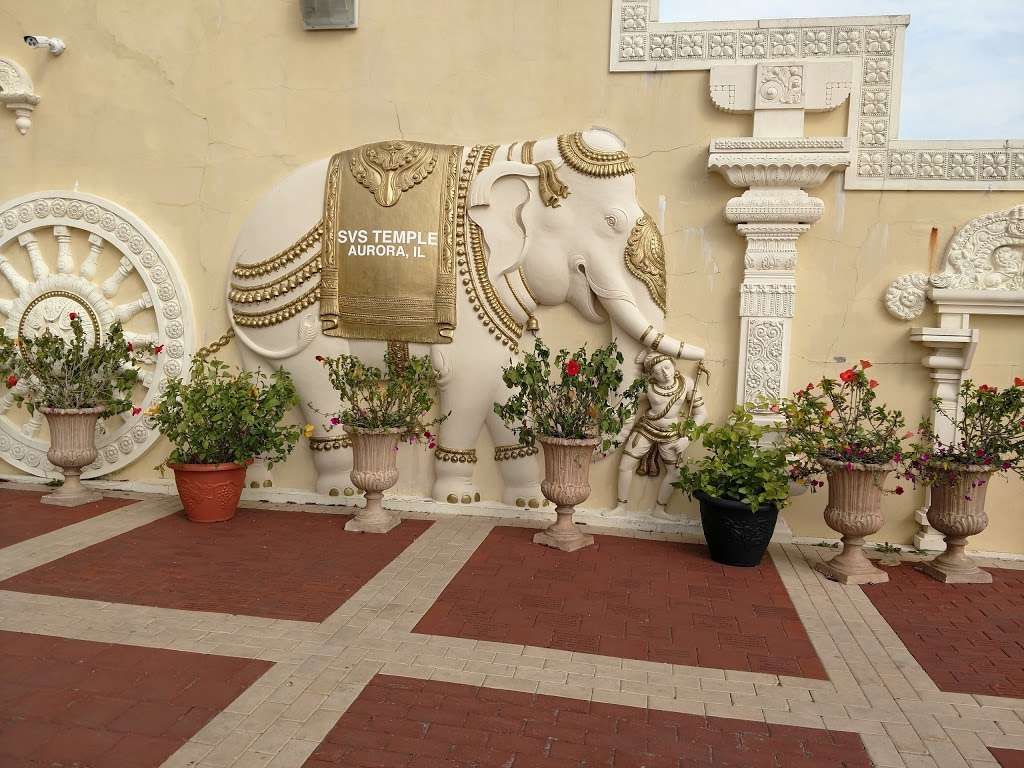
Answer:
(227, 130, 705, 507)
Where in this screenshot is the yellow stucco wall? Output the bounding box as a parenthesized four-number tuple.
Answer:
(1, 1, 1021, 550)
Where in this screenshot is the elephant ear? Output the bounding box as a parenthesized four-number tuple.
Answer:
(468, 161, 543, 282)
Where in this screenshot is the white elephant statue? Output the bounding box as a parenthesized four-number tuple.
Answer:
(227, 129, 704, 507)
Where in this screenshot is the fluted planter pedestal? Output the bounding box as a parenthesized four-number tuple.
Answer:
(918, 466, 993, 584)
(815, 458, 895, 585)
(533, 436, 598, 552)
(39, 406, 104, 507)
(345, 427, 402, 534)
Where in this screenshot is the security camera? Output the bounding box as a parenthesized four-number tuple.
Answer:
(23, 35, 66, 56)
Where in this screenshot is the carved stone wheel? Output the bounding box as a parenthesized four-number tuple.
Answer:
(0, 191, 194, 478)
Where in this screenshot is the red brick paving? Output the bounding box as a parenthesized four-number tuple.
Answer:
(0, 629, 270, 768)
(0, 507, 431, 622)
(414, 526, 826, 678)
(303, 674, 870, 767)
(0, 488, 135, 548)
(862, 564, 1024, 698)
(993, 749, 1024, 768)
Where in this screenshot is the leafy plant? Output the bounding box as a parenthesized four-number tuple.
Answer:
(903, 378, 1024, 489)
(875, 542, 902, 554)
(780, 361, 906, 488)
(0, 313, 153, 416)
(149, 357, 301, 467)
(494, 338, 645, 452)
(312, 348, 444, 440)
(673, 405, 791, 513)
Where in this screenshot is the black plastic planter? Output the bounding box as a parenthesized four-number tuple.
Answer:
(695, 491, 779, 567)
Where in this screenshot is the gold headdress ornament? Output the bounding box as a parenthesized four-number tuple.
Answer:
(557, 132, 635, 178)
(640, 350, 672, 373)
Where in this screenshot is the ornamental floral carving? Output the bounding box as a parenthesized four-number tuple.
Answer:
(949, 153, 977, 180)
(803, 29, 832, 56)
(769, 30, 798, 58)
(621, 4, 647, 31)
(918, 153, 946, 179)
(1012, 153, 1024, 180)
(649, 34, 675, 60)
(858, 152, 885, 176)
(739, 31, 767, 58)
(743, 319, 785, 402)
(677, 33, 705, 58)
(981, 153, 1009, 180)
(885, 205, 1024, 320)
(756, 65, 804, 108)
(865, 28, 895, 54)
(0, 57, 40, 135)
(889, 152, 915, 178)
(708, 32, 736, 58)
(835, 28, 863, 54)
(620, 34, 646, 61)
(863, 58, 892, 85)
(859, 121, 887, 147)
(862, 90, 889, 116)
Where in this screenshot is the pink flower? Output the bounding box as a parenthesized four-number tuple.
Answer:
(131, 407, 141, 416)
(859, 359, 872, 369)
(564, 359, 580, 377)
(330, 417, 340, 425)
(424, 431, 432, 439)
(154, 344, 164, 355)
(868, 379, 879, 389)
(69, 312, 78, 321)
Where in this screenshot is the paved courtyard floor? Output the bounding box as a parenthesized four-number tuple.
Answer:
(0, 484, 1022, 767)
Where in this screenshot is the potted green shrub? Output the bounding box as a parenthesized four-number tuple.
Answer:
(674, 405, 790, 566)
(904, 377, 1024, 583)
(0, 313, 152, 507)
(781, 361, 907, 584)
(313, 348, 443, 533)
(494, 339, 644, 552)
(149, 357, 301, 523)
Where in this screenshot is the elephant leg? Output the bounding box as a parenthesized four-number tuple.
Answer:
(431, 372, 491, 505)
(485, 407, 544, 509)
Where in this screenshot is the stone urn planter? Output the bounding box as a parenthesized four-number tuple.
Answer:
(169, 462, 247, 523)
(918, 466, 993, 583)
(345, 427, 402, 534)
(533, 435, 598, 552)
(39, 406, 105, 507)
(815, 458, 895, 585)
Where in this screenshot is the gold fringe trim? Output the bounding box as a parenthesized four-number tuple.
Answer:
(557, 132, 635, 178)
(231, 285, 320, 328)
(494, 444, 539, 462)
(231, 220, 323, 279)
(535, 160, 570, 208)
(228, 256, 321, 304)
(435, 445, 478, 464)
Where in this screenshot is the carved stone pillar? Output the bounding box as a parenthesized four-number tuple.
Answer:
(707, 60, 852, 422)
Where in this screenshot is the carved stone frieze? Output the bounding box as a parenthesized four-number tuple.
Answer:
(885, 205, 1024, 320)
(609, 1, 1024, 191)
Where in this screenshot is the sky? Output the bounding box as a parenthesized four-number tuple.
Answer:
(659, 0, 1024, 140)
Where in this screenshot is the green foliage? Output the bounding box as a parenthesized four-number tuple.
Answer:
(313, 349, 444, 437)
(493, 338, 645, 452)
(0, 315, 152, 417)
(904, 378, 1024, 487)
(150, 357, 301, 467)
(673, 405, 791, 514)
(780, 360, 906, 485)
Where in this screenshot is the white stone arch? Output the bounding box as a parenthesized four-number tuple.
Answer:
(0, 191, 195, 478)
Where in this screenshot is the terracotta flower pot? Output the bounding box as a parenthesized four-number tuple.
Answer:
(918, 466, 994, 584)
(39, 406, 105, 507)
(533, 435, 599, 552)
(815, 457, 895, 585)
(345, 427, 402, 533)
(169, 462, 247, 523)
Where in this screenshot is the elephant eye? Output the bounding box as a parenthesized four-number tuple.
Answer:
(604, 215, 617, 229)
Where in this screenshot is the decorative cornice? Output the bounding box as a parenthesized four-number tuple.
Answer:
(885, 205, 1024, 320)
(610, 2, 1024, 191)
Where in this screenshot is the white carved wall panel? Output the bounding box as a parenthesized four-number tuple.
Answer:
(0, 191, 195, 478)
(0, 57, 39, 135)
(611, 1, 1024, 191)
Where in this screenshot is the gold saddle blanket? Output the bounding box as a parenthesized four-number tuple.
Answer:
(319, 140, 462, 344)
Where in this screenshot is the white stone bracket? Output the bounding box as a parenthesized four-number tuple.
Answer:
(0, 57, 40, 135)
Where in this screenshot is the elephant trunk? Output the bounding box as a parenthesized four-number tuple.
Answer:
(599, 296, 705, 361)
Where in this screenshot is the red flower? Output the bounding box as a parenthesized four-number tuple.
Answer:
(315, 355, 324, 362)
(894, 486, 905, 495)
(424, 431, 432, 439)
(868, 379, 879, 389)
(564, 359, 580, 377)
(131, 407, 141, 416)
(1015, 376, 1024, 387)
(5, 375, 16, 388)
(154, 344, 164, 355)
(979, 384, 994, 393)
(806, 383, 813, 391)
(839, 369, 855, 383)
(859, 359, 872, 369)
(69, 312, 78, 321)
